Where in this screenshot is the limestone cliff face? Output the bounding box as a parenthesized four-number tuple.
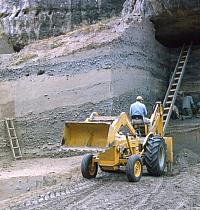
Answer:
(0, 0, 125, 50)
(122, 0, 200, 46)
(123, 0, 200, 17)
(1, 0, 198, 50)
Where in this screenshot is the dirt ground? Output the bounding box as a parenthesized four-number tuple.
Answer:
(0, 149, 200, 210)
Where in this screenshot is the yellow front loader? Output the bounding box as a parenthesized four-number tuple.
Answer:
(62, 102, 173, 182)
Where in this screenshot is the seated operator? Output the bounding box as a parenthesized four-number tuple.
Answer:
(129, 96, 152, 132)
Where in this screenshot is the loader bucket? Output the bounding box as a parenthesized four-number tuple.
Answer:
(63, 122, 111, 148)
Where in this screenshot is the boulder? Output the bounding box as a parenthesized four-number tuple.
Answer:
(0, 29, 14, 54)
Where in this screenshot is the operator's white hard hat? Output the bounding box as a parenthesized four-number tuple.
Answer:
(136, 96, 144, 101)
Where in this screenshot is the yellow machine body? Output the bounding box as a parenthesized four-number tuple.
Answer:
(63, 102, 173, 172)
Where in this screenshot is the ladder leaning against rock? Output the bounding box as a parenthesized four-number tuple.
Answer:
(163, 42, 193, 132)
(5, 118, 23, 160)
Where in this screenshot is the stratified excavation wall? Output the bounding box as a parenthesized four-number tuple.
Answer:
(0, 0, 199, 159)
(0, 17, 170, 159)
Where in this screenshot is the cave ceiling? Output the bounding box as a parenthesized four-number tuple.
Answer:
(151, 9, 200, 47)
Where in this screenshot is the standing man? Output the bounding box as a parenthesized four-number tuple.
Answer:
(129, 96, 152, 132)
(182, 93, 195, 119)
(171, 104, 180, 119)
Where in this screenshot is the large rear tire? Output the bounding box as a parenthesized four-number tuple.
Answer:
(126, 155, 143, 182)
(81, 154, 98, 179)
(144, 136, 167, 176)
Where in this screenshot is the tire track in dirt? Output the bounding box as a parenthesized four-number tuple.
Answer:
(40, 172, 165, 210)
(66, 174, 124, 209)
(4, 164, 200, 210)
(133, 176, 164, 210)
(141, 165, 200, 210)
(35, 165, 200, 210)
(29, 182, 99, 209)
(22, 172, 113, 210)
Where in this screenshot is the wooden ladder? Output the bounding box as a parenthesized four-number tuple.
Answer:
(5, 118, 23, 160)
(163, 42, 193, 132)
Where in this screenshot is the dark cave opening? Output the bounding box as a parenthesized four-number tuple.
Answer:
(155, 31, 200, 48)
(149, 10, 200, 109)
(151, 10, 200, 48)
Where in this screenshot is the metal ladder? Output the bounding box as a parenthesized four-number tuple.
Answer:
(5, 118, 23, 160)
(163, 42, 192, 132)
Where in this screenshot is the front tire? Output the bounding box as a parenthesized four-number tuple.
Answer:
(144, 136, 167, 176)
(126, 155, 143, 182)
(81, 154, 98, 179)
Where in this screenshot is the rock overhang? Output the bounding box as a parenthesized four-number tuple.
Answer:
(151, 8, 200, 47)
(145, 1, 200, 47)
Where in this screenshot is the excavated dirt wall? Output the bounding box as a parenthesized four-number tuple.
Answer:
(168, 120, 200, 155)
(110, 20, 169, 114)
(173, 128, 200, 154)
(0, 18, 170, 159)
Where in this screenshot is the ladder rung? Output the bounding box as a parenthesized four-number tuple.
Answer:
(11, 137, 17, 139)
(172, 83, 178, 86)
(168, 95, 173, 98)
(170, 89, 176, 91)
(174, 77, 179, 80)
(176, 72, 181, 75)
(9, 128, 15, 130)
(164, 107, 170, 110)
(15, 156, 22, 159)
(10, 136, 17, 139)
(166, 101, 172, 104)
(178, 66, 183, 69)
(13, 146, 19, 149)
(179, 61, 185, 64)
